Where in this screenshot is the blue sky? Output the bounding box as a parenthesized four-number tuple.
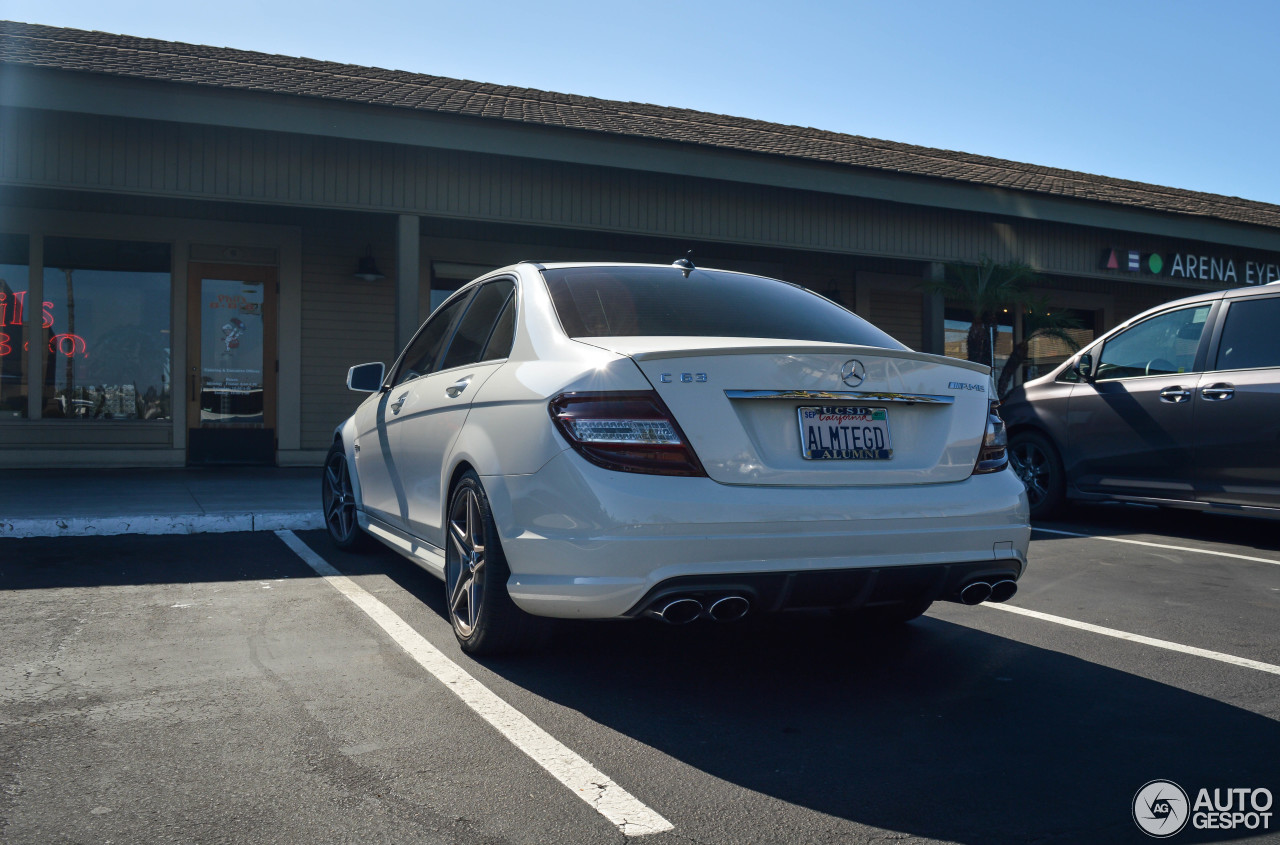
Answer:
(7, 0, 1279, 205)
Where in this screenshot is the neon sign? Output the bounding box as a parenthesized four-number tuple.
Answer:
(0, 290, 89, 358)
(0, 334, 88, 358)
(0, 291, 55, 329)
(50, 334, 89, 358)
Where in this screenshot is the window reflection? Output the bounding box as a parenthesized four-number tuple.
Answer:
(0, 234, 30, 418)
(42, 238, 171, 420)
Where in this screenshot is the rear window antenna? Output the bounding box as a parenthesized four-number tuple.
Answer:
(672, 251, 695, 278)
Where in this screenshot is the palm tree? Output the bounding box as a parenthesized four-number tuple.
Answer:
(926, 255, 1041, 368)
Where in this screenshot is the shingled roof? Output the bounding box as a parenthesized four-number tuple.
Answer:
(3, 19, 1279, 231)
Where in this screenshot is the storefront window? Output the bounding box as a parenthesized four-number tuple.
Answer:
(944, 310, 1013, 374)
(0, 234, 30, 419)
(42, 238, 171, 421)
(1023, 308, 1097, 382)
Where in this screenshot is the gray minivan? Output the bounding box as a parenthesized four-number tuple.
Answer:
(1001, 282, 1280, 520)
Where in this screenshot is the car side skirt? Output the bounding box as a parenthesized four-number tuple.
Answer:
(359, 511, 448, 578)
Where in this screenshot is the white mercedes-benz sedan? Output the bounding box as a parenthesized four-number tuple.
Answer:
(324, 260, 1030, 654)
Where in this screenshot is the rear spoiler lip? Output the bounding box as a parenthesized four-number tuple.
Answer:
(571, 337, 992, 376)
(724, 389, 955, 405)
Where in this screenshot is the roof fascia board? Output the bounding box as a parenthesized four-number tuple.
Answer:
(4, 65, 1280, 252)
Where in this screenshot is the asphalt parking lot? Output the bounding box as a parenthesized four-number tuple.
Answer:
(2, 506, 1278, 844)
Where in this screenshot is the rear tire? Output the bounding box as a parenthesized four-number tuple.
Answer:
(1009, 430, 1065, 520)
(445, 471, 551, 656)
(322, 442, 369, 551)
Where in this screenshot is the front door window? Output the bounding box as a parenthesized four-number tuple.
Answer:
(186, 263, 276, 464)
(1096, 306, 1209, 381)
(198, 277, 266, 425)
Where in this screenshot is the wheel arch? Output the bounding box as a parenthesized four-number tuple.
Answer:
(446, 459, 477, 501)
(331, 418, 365, 510)
(1007, 423, 1070, 511)
(1007, 422, 1067, 469)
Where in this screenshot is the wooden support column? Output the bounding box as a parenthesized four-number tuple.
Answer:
(26, 234, 42, 420)
(922, 262, 946, 355)
(395, 214, 421, 354)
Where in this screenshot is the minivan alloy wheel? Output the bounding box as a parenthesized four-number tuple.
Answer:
(1010, 441, 1050, 506)
(1008, 430, 1064, 518)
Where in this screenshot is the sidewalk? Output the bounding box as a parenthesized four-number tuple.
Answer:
(0, 467, 323, 539)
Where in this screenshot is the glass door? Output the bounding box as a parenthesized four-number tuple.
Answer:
(186, 263, 277, 464)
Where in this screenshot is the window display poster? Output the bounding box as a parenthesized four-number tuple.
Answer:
(200, 278, 265, 425)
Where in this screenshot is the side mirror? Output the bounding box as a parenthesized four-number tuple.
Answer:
(1073, 353, 1095, 382)
(346, 362, 386, 393)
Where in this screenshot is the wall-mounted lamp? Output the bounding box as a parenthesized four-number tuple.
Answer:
(353, 245, 386, 282)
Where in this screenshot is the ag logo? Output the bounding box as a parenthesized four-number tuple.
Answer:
(840, 359, 866, 388)
(1134, 780, 1190, 837)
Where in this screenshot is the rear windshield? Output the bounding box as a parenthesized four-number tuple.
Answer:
(542, 266, 907, 349)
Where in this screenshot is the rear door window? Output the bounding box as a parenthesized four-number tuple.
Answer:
(391, 290, 474, 387)
(438, 279, 516, 372)
(480, 291, 516, 362)
(1214, 296, 1280, 371)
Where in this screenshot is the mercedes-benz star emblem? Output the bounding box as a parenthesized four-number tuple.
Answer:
(840, 359, 866, 388)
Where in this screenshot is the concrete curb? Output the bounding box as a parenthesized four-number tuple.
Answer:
(0, 511, 324, 539)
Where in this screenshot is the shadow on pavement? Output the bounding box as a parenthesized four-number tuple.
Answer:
(20, 529, 1270, 844)
(324, 531, 1280, 845)
(1036, 503, 1280, 555)
(0, 532, 320, 589)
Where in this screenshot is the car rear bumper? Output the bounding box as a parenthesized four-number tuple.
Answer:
(481, 450, 1030, 619)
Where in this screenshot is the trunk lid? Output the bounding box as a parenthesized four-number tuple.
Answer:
(578, 337, 992, 486)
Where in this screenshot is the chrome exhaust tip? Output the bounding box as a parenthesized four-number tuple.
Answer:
(959, 581, 993, 605)
(988, 580, 1018, 603)
(651, 598, 703, 624)
(708, 595, 750, 622)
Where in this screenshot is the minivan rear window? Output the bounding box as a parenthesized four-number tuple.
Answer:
(542, 266, 907, 348)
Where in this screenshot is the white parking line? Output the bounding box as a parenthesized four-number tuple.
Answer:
(984, 603, 1280, 676)
(1033, 526, 1280, 566)
(275, 530, 673, 838)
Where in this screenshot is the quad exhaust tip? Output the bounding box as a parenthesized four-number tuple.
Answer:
(653, 598, 703, 624)
(708, 595, 750, 622)
(959, 581, 993, 605)
(988, 580, 1018, 603)
(647, 595, 751, 624)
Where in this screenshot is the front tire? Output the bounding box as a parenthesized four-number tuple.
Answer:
(323, 442, 368, 551)
(445, 471, 550, 655)
(1009, 430, 1065, 520)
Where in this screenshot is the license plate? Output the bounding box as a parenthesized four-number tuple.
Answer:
(797, 406, 892, 460)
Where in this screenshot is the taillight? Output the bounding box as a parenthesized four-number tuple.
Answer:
(549, 391, 706, 477)
(973, 401, 1008, 474)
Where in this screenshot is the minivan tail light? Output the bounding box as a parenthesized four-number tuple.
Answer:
(549, 391, 706, 477)
(973, 401, 1008, 475)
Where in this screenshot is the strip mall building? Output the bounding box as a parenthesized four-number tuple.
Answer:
(1, 21, 1278, 468)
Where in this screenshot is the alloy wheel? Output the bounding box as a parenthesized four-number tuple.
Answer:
(1010, 440, 1050, 508)
(323, 450, 358, 542)
(447, 487, 486, 638)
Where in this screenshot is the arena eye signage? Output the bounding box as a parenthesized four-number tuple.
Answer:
(1103, 248, 1280, 284)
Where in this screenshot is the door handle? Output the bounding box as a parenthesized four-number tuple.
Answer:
(445, 376, 472, 398)
(390, 393, 407, 414)
(1201, 383, 1235, 401)
(1159, 386, 1191, 403)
